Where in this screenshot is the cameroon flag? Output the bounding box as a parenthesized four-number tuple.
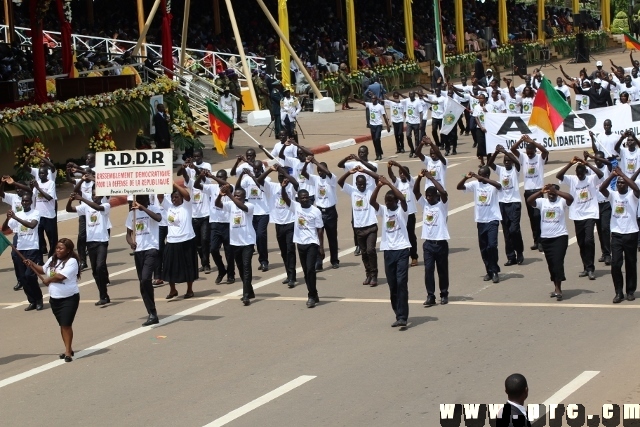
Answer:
(206, 99, 233, 157)
(624, 32, 640, 50)
(528, 77, 572, 140)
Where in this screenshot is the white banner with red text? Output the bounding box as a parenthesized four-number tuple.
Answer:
(94, 149, 173, 196)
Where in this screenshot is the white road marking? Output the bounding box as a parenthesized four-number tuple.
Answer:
(203, 376, 316, 427)
(542, 370, 599, 405)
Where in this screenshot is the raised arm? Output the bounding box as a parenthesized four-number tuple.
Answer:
(556, 158, 577, 181)
(337, 153, 356, 169)
(173, 182, 191, 202)
(558, 65, 573, 81)
(311, 158, 332, 178)
(526, 188, 545, 207)
(369, 178, 384, 211)
(280, 179, 292, 207)
(31, 180, 52, 201)
(338, 168, 356, 188)
(380, 176, 407, 212)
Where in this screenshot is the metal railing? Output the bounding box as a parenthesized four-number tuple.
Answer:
(0, 25, 281, 83)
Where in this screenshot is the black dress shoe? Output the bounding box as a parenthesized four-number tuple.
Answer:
(483, 274, 492, 281)
(391, 320, 402, 327)
(598, 256, 605, 262)
(95, 298, 110, 306)
(628, 293, 636, 301)
(64, 356, 73, 363)
(204, 266, 211, 274)
(36, 302, 44, 311)
(261, 263, 269, 272)
(537, 243, 544, 252)
(331, 263, 339, 269)
(424, 295, 436, 306)
(613, 294, 624, 304)
(306, 297, 316, 308)
(282, 278, 290, 284)
(142, 314, 160, 326)
(530, 244, 538, 251)
(226, 277, 235, 284)
(578, 270, 589, 277)
(588, 271, 596, 280)
(79, 262, 88, 271)
(59, 351, 74, 359)
(354, 247, 361, 256)
(288, 280, 296, 289)
(504, 259, 517, 266)
(215, 271, 227, 284)
(242, 298, 251, 306)
(315, 263, 323, 272)
(409, 152, 415, 158)
(440, 296, 448, 305)
(257, 263, 263, 271)
(517, 253, 524, 265)
(604, 256, 611, 265)
(492, 273, 500, 283)
(24, 303, 37, 311)
(198, 266, 205, 272)
(396, 319, 407, 328)
(13, 282, 22, 291)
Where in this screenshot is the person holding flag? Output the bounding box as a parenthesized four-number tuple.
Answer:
(206, 99, 233, 156)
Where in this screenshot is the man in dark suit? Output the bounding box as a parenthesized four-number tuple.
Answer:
(479, 68, 496, 88)
(497, 373, 531, 427)
(432, 60, 444, 89)
(152, 104, 171, 149)
(571, 78, 613, 109)
(474, 53, 485, 81)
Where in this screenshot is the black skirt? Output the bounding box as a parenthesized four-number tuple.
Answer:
(162, 238, 199, 283)
(475, 128, 487, 157)
(50, 293, 80, 327)
(541, 235, 569, 282)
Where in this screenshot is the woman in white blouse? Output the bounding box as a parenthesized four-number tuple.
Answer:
(25, 238, 80, 362)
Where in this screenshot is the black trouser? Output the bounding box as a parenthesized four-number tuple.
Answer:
(365, 107, 370, 128)
(385, 248, 410, 321)
(499, 202, 524, 261)
(271, 103, 282, 137)
(87, 241, 109, 300)
(283, 115, 296, 139)
(392, 121, 404, 152)
(15, 249, 42, 304)
(38, 216, 58, 256)
(78, 216, 87, 263)
(431, 117, 442, 147)
(252, 214, 270, 265)
(407, 213, 418, 260)
(419, 119, 428, 141)
(611, 232, 638, 296)
(298, 243, 319, 298)
(318, 206, 339, 266)
(441, 130, 457, 154)
(370, 124, 383, 157)
(154, 225, 168, 280)
(459, 102, 470, 132)
(192, 216, 211, 268)
(11, 234, 19, 282)
(423, 240, 449, 297)
(478, 221, 500, 275)
(210, 222, 235, 278)
(523, 189, 542, 245)
(236, 99, 242, 122)
(233, 244, 254, 300)
(574, 218, 596, 272)
(355, 224, 378, 276)
(596, 202, 611, 257)
(276, 222, 296, 281)
(134, 249, 157, 315)
(405, 123, 419, 153)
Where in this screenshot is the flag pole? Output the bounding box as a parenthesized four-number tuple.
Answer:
(234, 125, 279, 163)
(132, 195, 137, 245)
(9, 243, 46, 283)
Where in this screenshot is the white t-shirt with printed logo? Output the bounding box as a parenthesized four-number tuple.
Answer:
(560, 174, 599, 220)
(44, 257, 79, 299)
(241, 175, 270, 215)
(30, 167, 57, 186)
(342, 184, 377, 228)
(430, 95, 447, 119)
(186, 179, 210, 219)
(620, 147, 640, 178)
(8, 209, 40, 250)
(608, 190, 639, 234)
(289, 200, 323, 245)
(463, 180, 502, 223)
(201, 183, 230, 223)
(263, 181, 296, 224)
(422, 157, 447, 190)
(308, 174, 337, 208)
(597, 132, 620, 158)
(504, 94, 522, 114)
(417, 198, 450, 241)
(33, 180, 56, 218)
(535, 198, 569, 238)
(125, 205, 161, 251)
(272, 141, 298, 159)
(495, 165, 521, 203)
(592, 165, 609, 203)
(518, 153, 545, 190)
(161, 199, 195, 243)
(403, 98, 423, 124)
(393, 177, 417, 215)
(521, 98, 534, 114)
(283, 157, 315, 196)
(365, 102, 386, 126)
(76, 203, 110, 242)
(376, 205, 411, 251)
(222, 201, 256, 246)
(3, 193, 22, 213)
(384, 100, 405, 124)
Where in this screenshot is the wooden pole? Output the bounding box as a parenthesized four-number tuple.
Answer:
(213, 0, 221, 35)
(255, 0, 324, 100)
(179, 0, 191, 73)
(10, 244, 46, 283)
(136, 0, 147, 57)
(132, 196, 137, 244)
(223, 0, 259, 110)
(132, 0, 163, 57)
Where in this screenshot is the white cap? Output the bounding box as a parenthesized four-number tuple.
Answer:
(593, 78, 602, 84)
(486, 68, 493, 73)
(596, 60, 603, 66)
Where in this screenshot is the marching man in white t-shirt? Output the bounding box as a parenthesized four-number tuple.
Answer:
(387, 160, 419, 266)
(414, 169, 450, 306)
(281, 183, 324, 308)
(2, 193, 43, 311)
(66, 190, 112, 305)
(457, 166, 503, 283)
(369, 176, 411, 327)
(599, 168, 640, 303)
(383, 91, 407, 154)
(215, 185, 256, 306)
(349, 94, 391, 161)
(1, 176, 29, 291)
(556, 156, 604, 280)
(126, 195, 163, 326)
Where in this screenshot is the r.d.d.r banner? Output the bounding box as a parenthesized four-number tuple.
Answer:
(93, 149, 173, 196)
(484, 102, 640, 154)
